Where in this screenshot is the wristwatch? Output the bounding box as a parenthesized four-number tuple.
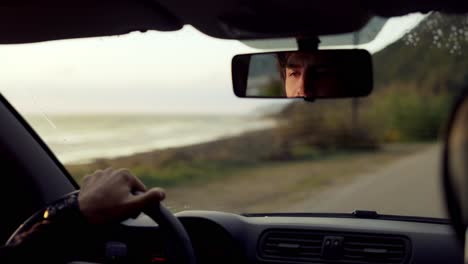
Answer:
(8, 192, 88, 248)
(42, 192, 87, 224)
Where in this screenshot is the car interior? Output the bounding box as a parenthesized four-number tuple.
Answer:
(1, 1, 468, 264)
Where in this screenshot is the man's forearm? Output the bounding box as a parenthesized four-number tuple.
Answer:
(2, 194, 90, 263)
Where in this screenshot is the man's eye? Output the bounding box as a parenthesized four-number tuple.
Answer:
(288, 71, 301, 77)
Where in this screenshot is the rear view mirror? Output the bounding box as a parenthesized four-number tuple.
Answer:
(232, 49, 373, 100)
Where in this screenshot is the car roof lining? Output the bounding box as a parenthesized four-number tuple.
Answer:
(0, 0, 182, 44)
(0, 0, 466, 44)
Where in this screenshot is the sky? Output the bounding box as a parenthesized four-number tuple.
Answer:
(0, 13, 425, 115)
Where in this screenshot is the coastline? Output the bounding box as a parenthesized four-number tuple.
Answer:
(66, 128, 279, 180)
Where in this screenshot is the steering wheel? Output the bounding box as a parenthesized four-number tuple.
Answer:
(5, 191, 196, 264)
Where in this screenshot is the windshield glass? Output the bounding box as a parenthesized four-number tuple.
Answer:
(1, 12, 467, 219)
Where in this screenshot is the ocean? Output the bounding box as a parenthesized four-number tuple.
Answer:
(24, 114, 276, 164)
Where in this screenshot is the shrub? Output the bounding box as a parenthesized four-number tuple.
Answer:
(366, 84, 452, 142)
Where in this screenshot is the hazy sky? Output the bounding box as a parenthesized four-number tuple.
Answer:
(0, 13, 425, 115)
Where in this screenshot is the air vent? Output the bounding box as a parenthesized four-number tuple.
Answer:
(343, 234, 409, 264)
(259, 230, 324, 262)
(258, 229, 410, 264)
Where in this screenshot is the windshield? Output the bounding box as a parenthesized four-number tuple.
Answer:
(1, 12, 467, 219)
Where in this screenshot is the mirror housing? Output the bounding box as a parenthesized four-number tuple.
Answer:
(443, 87, 468, 244)
(232, 49, 373, 100)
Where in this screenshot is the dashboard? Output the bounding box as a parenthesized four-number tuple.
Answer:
(73, 211, 464, 264)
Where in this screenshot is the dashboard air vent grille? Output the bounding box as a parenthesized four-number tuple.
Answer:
(259, 230, 324, 262)
(343, 234, 409, 263)
(258, 229, 410, 264)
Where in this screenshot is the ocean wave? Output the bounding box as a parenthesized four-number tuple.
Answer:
(28, 115, 276, 164)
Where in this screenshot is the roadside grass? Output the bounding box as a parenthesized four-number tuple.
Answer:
(132, 161, 252, 187)
(68, 143, 376, 188)
(163, 143, 432, 213)
(68, 142, 432, 214)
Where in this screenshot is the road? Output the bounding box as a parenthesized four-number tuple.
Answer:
(290, 145, 448, 218)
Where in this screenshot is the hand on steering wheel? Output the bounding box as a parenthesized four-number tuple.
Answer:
(6, 168, 196, 264)
(78, 168, 165, 225)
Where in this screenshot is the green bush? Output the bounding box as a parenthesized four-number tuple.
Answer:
(366, 88, 452, 142)
(274, 101, 380, 153)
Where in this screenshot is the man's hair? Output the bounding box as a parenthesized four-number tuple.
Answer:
(276, 53, 290, 82)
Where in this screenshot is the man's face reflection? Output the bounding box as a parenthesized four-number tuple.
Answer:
(282, 52, 340, 98)
(284, 52, 314, 97)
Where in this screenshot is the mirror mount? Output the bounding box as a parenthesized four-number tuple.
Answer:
(296, 36, 320, 51)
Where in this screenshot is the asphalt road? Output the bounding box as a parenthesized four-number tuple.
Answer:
(290, 145, 448, 218)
